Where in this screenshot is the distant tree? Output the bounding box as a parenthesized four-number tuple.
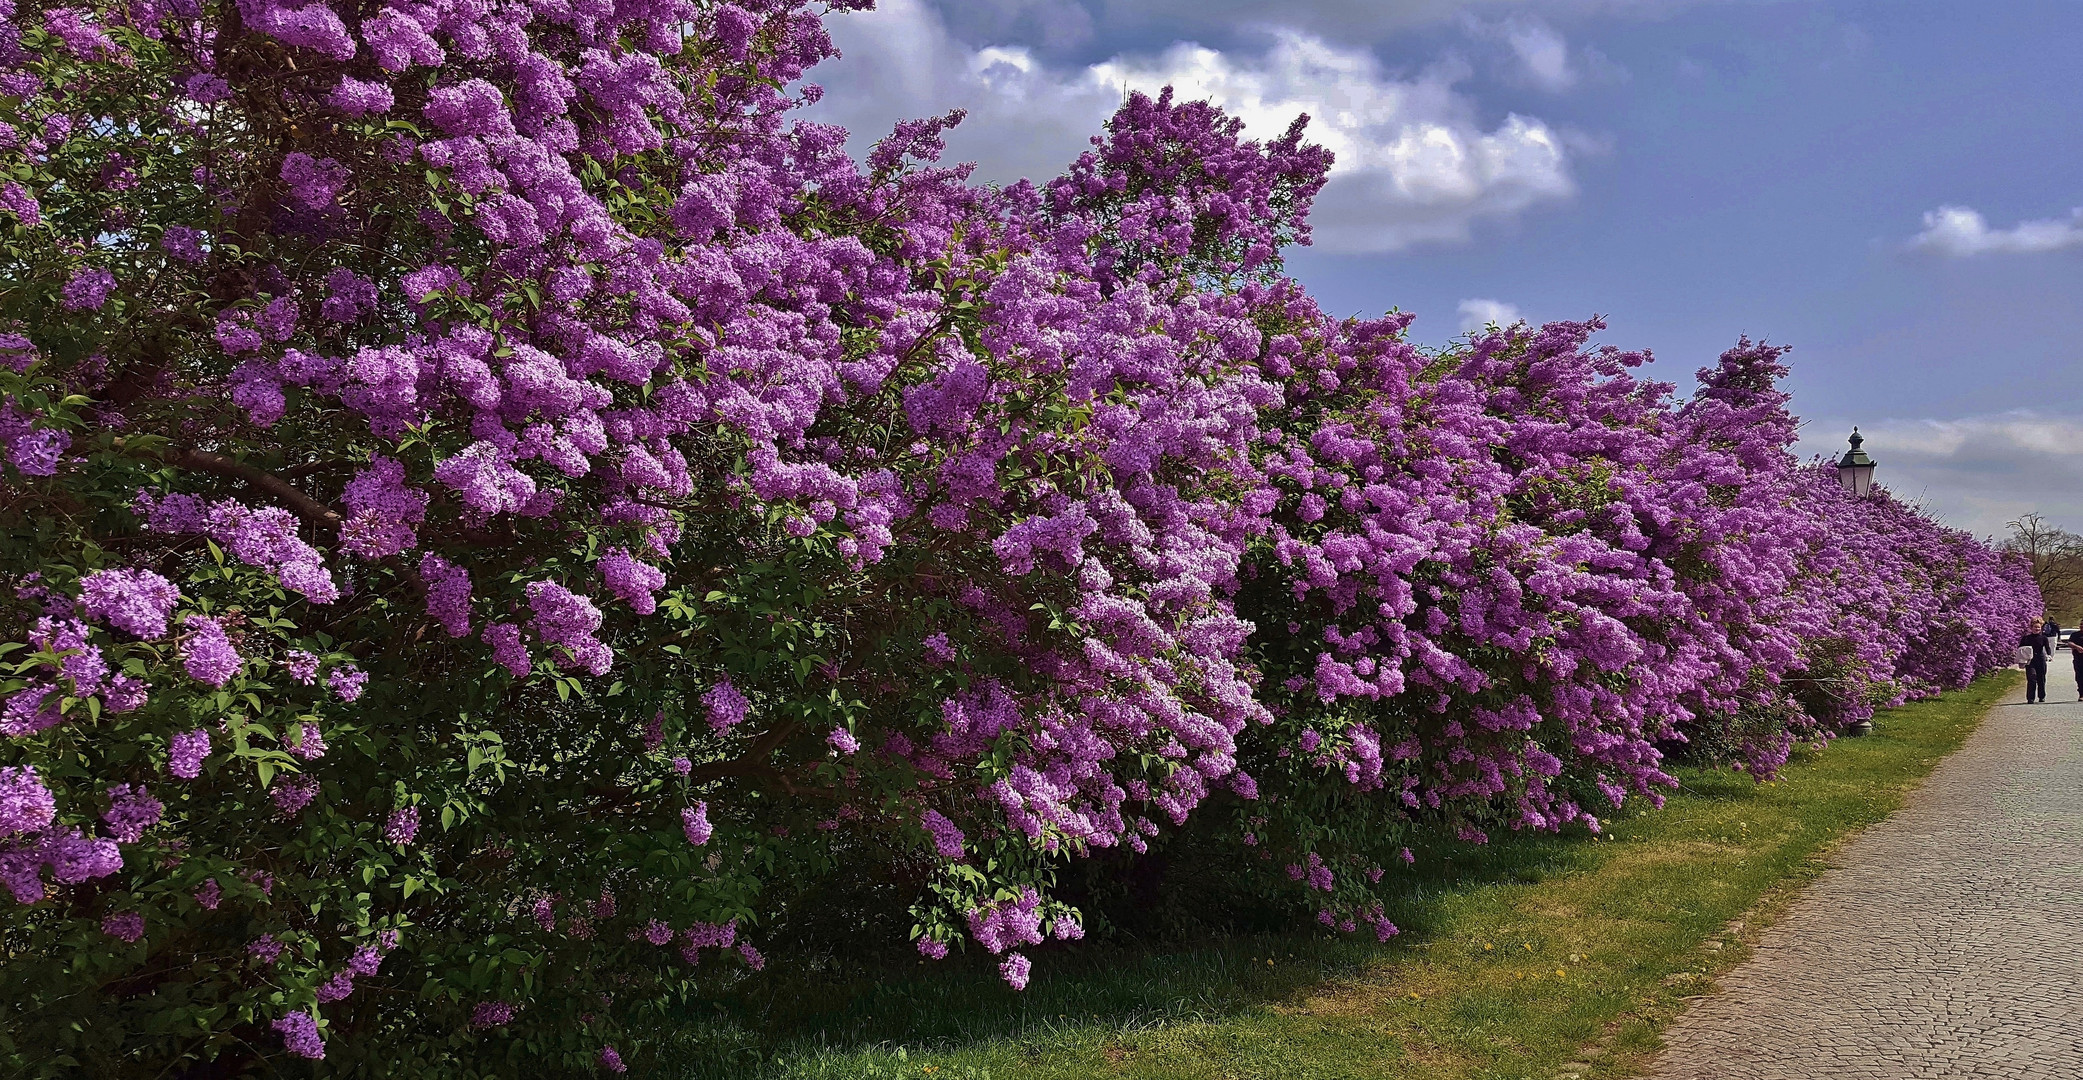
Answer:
(2004, 513, 2083, 620)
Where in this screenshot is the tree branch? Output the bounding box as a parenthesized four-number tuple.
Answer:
(119, 440, 342, 529)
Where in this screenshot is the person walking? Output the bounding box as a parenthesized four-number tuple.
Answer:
(2068, 624, 2083, 701)
(2044, 616, 2060, 645)
(2021, 619, 2051, 703)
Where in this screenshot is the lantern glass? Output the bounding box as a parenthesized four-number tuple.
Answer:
(1839, 462, 1875, 496)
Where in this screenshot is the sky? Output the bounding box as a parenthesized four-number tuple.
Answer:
(801, 0, 2083, 538)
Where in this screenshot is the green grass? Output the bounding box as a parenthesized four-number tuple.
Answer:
(663, 672, 2017, 1080)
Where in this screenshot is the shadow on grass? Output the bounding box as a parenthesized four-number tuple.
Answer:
(660, 808, 1680, 1077)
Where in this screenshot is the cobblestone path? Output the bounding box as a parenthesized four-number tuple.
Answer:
(1647, 677, 2083, 1079)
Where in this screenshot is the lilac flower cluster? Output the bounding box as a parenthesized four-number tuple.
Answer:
(101, 784, 162, 843)
(525, 581, 611, 676)
(385, 806, 419, 846)
(178, 616, 241, 688)
(78, 568, 179, 639)
(0, 766, 55, 836)
(272, 1011, 325, 1060)
(139, 494, 339, 603)
(702, 681, 749, 734)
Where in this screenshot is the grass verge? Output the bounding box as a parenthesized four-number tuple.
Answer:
(665, 671, 2017, 1080)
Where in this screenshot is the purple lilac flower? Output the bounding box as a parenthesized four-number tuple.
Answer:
(284, 649, 320, 684)
(922, 631, 956, 662)
(483, 623, 531, 676)
(160, 226, 205, 263)
(329, 666, 367, 702)
(525, 581, 612, 675)
(0, 766, 56, 835)
(102, 911, 144, 942)
(194, 500, 339, 603)
(999, 952, 1032, 990)
(0, 182, 40, 226)
(737, 941, 765, 970)
(286, 722, 327, 760)
(1, 685, 62, 737)
(341, 456, 428, 557)
(598, 1045, 626, 1074)
(281, 152, 352, 209)
(916, 937, 949, 960)
(104, 673, 148, 713)
(682, 921, 736, 952)
(320, 266, 379, 322)
(385, 806, 419, 846)
(1, 827, 121, 902)
(598, 547, 665, 614)
(179, 617, 241, 687)
(316, 970, 356, 1003)
(272, 775, 319, 817)
(702, 679, 748, 733)
(671, 756, 691, 776)
(419, 554, 472, 637)
(60, 266, 115, 311)
(0, 332, 35, 372)
(680, 802, 712, 846)
(471, 1001, 517, 1028)
(9, 427, 69, 475)
(42, 7, 115, 57)
(102, 784, 163, 843)
(826, 728, 859, 755)
(920, 810, 964, 859)
(273, 1011, 325, 1059)
(79, 568, 179, 639)
(248, 934, 283, 964)
(182, 72, 230, 103)
(330, 76, 394, 116)
(194, 878, 221, 909)
(168, 729, 209, 779)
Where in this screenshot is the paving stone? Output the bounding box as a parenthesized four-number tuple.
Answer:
(1645, 679, 2083, 1078)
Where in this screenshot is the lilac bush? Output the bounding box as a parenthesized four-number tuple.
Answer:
(0, 0, 2036, 1074)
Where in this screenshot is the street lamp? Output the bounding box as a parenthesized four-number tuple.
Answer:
(1836, 428, 1876, 497)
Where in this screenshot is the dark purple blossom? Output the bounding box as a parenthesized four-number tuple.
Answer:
(272, 1011, 325, 1059)
(59, 267, 114, 311)
(0, 766, 55, 835)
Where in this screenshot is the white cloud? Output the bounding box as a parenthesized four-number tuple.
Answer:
(1909, 205, 2083, 257)
(1798, 413, 2083, 537)
(1457, 297, 1523, 331)
(812, 0, 1578, 253)
(1491, 16, 1578, 91)
(1083, 0, 1722, 41)
(808, 0, 1125, 183)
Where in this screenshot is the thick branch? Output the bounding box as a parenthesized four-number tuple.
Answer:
(120, 440, 342, 528)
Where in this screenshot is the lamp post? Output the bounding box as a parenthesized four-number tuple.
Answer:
(1836, 430, 1878, 735)
(1836, 428, 1876, 497)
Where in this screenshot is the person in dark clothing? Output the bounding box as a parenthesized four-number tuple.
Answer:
(2068, 626, 2083, 701)
(2045, 617, 2061, 644)
(2022, 620, 2051, 703)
